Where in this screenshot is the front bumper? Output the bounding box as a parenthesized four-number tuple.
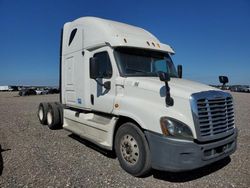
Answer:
(145, 129, 237, 172)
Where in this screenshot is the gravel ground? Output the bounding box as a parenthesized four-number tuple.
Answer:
(0, 91, 249, 187)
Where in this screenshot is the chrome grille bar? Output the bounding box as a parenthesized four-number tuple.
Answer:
(190, 90, 235, 141)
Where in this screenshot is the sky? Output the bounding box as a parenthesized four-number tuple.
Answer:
(0, 0, 249, 86)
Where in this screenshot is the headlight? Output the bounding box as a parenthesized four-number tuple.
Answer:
(160, 117, 193, 140)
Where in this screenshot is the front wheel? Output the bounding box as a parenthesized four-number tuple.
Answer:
(115, 122, 151, 177)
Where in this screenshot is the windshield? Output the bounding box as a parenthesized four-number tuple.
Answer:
(114, 47, 178, 77)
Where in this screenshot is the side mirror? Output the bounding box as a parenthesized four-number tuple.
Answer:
(177, 65, 182, 78)
(103, 81, 111, 90)
(219, 76, 229, 85)
(90, 57, 99, 79)
(159, 71, 170, 82)
(158, 71, 173, 106)
(219, 76, 229, 90)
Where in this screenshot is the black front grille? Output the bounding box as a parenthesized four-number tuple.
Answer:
(191, 91, 235, 141)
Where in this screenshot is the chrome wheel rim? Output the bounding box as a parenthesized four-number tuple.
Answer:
(120, 134, 139, 165)
(47, 111, 52, 125)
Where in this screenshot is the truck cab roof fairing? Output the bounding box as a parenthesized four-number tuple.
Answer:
(63, 17, 174, 54)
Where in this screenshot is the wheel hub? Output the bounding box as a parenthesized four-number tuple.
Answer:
(39, 108, 43, 120)
(47, 111, 52, 125)
(120, 134, 139, 165)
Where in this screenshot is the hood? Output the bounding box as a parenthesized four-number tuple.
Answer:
(125, 77, 218, 99)
(119, 77, 219, 138)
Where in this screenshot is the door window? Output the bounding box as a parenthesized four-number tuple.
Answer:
(93, 52, 113, 79)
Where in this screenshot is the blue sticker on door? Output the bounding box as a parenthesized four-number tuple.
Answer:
(77, 98, 82, 104)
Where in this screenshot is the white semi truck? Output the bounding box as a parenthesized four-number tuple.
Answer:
(38, 17, 237, 176)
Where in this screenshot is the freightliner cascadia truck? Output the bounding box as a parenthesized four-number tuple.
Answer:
(38, 17, 237, 176)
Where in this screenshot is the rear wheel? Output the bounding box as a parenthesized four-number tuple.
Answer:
(38, 102, 49, 125)
(115, 122, 151, 177)
(47, 103, 62, 129)
(55, 103, 64, 125)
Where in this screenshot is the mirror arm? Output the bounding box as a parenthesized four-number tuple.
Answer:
(164, 82, 174, 106)
(158, 71, 174, 106)
(94, 79, 111, 90)
(177, 65, 182, 78)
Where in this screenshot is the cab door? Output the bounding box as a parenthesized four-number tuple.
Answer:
(89, 47, 116, 113)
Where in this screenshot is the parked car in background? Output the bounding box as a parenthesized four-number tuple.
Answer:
(230, 86, 238, 92)
(243, 86, 250, 93)
(35, 89, 49, 95)
(19, 89, 37, 96)
(48, 88, 59, 94)
(10, 86, 19, 91)
(35, 89, 43, 95)
(230, 86, 250, 93)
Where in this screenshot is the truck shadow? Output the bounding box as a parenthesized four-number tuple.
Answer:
(0, 145, 3, 176)
(68, 134, 116, 159)
(151, 156, 231, 182)
(0, 145, 11, 176)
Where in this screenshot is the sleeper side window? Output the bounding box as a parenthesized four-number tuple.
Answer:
(93, 52, 113, 79)
(68, 28, 77, 46)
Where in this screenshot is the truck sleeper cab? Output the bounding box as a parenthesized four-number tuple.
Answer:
(38, 17, 237, 177)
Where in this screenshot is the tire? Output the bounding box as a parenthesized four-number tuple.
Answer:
(115, 122, 151, 177)
(38, 102, 49, 125)
(55, 102, 63, 126)
(47, 103, 61, 130)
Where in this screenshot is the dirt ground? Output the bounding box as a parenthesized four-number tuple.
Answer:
(0, 91, 249, 187)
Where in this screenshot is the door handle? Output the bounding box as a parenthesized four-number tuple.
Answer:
(91, 94, 94, 105)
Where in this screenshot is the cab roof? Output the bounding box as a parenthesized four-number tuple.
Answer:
(63, 17, 174, 54)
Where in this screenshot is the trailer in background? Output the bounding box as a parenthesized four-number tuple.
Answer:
(0, 86, 11, 91)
